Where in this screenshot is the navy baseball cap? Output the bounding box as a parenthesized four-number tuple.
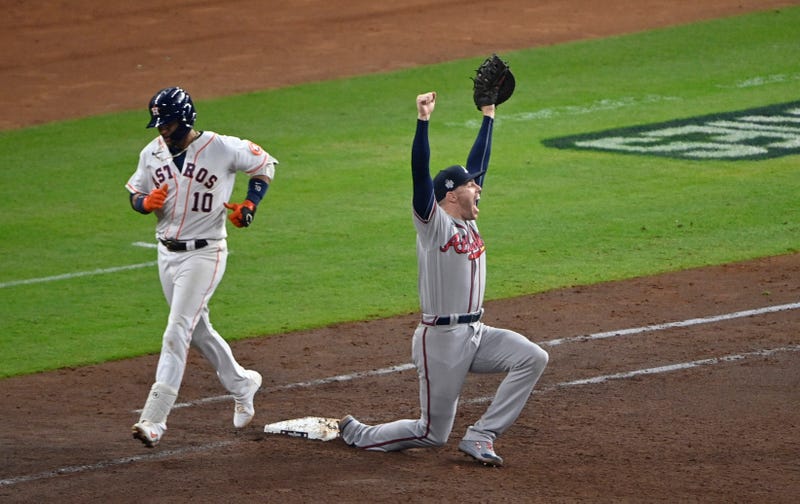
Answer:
(433, 165, 486, 202)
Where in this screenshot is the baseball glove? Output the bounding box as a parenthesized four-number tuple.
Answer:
(472, 54, 515, 110)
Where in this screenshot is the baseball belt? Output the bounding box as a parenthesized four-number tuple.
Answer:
(422, 308, 484, 326)
(159, 238, 209, 252)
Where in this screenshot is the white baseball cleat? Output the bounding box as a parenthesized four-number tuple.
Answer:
(132, 420, 165, 448)
(233, 370, 262, 428)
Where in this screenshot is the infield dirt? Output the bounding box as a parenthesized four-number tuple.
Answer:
(2, 1, 799, 502)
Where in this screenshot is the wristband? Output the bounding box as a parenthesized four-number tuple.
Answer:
(131, 193, 150, 214)
(245, 177, 269, 206)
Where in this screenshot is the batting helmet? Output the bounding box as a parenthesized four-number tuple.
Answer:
(147, 87, 197, 129)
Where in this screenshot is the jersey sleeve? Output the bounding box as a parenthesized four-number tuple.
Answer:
(413, 201, 452, 250)
(465, 115, 494, 189)
(226, 135, 278, 180)
(125, 142, 157, 194)
(411, 119, 435, 221)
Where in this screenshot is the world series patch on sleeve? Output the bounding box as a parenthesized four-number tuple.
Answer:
(263, 417, 341, 441)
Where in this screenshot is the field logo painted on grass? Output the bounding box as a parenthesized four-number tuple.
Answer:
(543, 101, 800, 160)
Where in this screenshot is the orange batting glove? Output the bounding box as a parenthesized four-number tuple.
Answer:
(143, 184, 168, 212)
(224, 200, 257, 228)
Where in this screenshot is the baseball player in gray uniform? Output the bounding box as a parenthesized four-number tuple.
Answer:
(126, 87, 278, 447)
(340, 91, 549, 466)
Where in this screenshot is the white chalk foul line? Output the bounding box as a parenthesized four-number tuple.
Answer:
(0, 242, 239, 289)
(7, 344, 798, 488)
(167, 363, 416, 411)
(162, 300, 800, 411)
(0, 261, 157, 289)
(0, 441, 235, 487)
(464, 344, 800, 404)
(544, 301, 800, 347)
(7, 300, 800, 485)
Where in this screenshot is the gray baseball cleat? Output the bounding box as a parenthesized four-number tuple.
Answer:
(338, 415, 359, 445)
(458, 439, 504, 467)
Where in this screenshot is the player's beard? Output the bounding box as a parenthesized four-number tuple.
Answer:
(165, 123, 192, 152)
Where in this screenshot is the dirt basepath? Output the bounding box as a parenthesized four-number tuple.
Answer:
(2, 1, 799, 502)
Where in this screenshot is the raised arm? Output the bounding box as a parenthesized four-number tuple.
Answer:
(465, 104, 495, 189)
(411, 92, 437, 219)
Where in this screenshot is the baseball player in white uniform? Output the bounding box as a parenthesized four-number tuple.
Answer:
(340, 92, 549, 466)
(126, 87, 278, 448)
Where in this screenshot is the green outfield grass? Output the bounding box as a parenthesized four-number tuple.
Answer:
(1, 7, 798, 377)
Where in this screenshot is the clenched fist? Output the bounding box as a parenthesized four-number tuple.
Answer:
(143, 184, 168, 212)
(224, 200, 257, 228)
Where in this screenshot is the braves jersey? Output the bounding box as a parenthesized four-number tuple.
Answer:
(414, 205, 486, 316)
(410, 115, 494, 318)
(126, 131, 277, 241)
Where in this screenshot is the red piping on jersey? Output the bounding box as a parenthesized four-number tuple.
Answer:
(358, 327, 433, 449)
(163, 174, 180, 239)
(245, 150, 270, 175)
(413, 202, 436, 224)
(441, 222, 484, 312)
(195, 132, 215, 151)
(173, 133, 215, 239)
(469, 258, 477, 312)
(189, 244, 223, 335)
